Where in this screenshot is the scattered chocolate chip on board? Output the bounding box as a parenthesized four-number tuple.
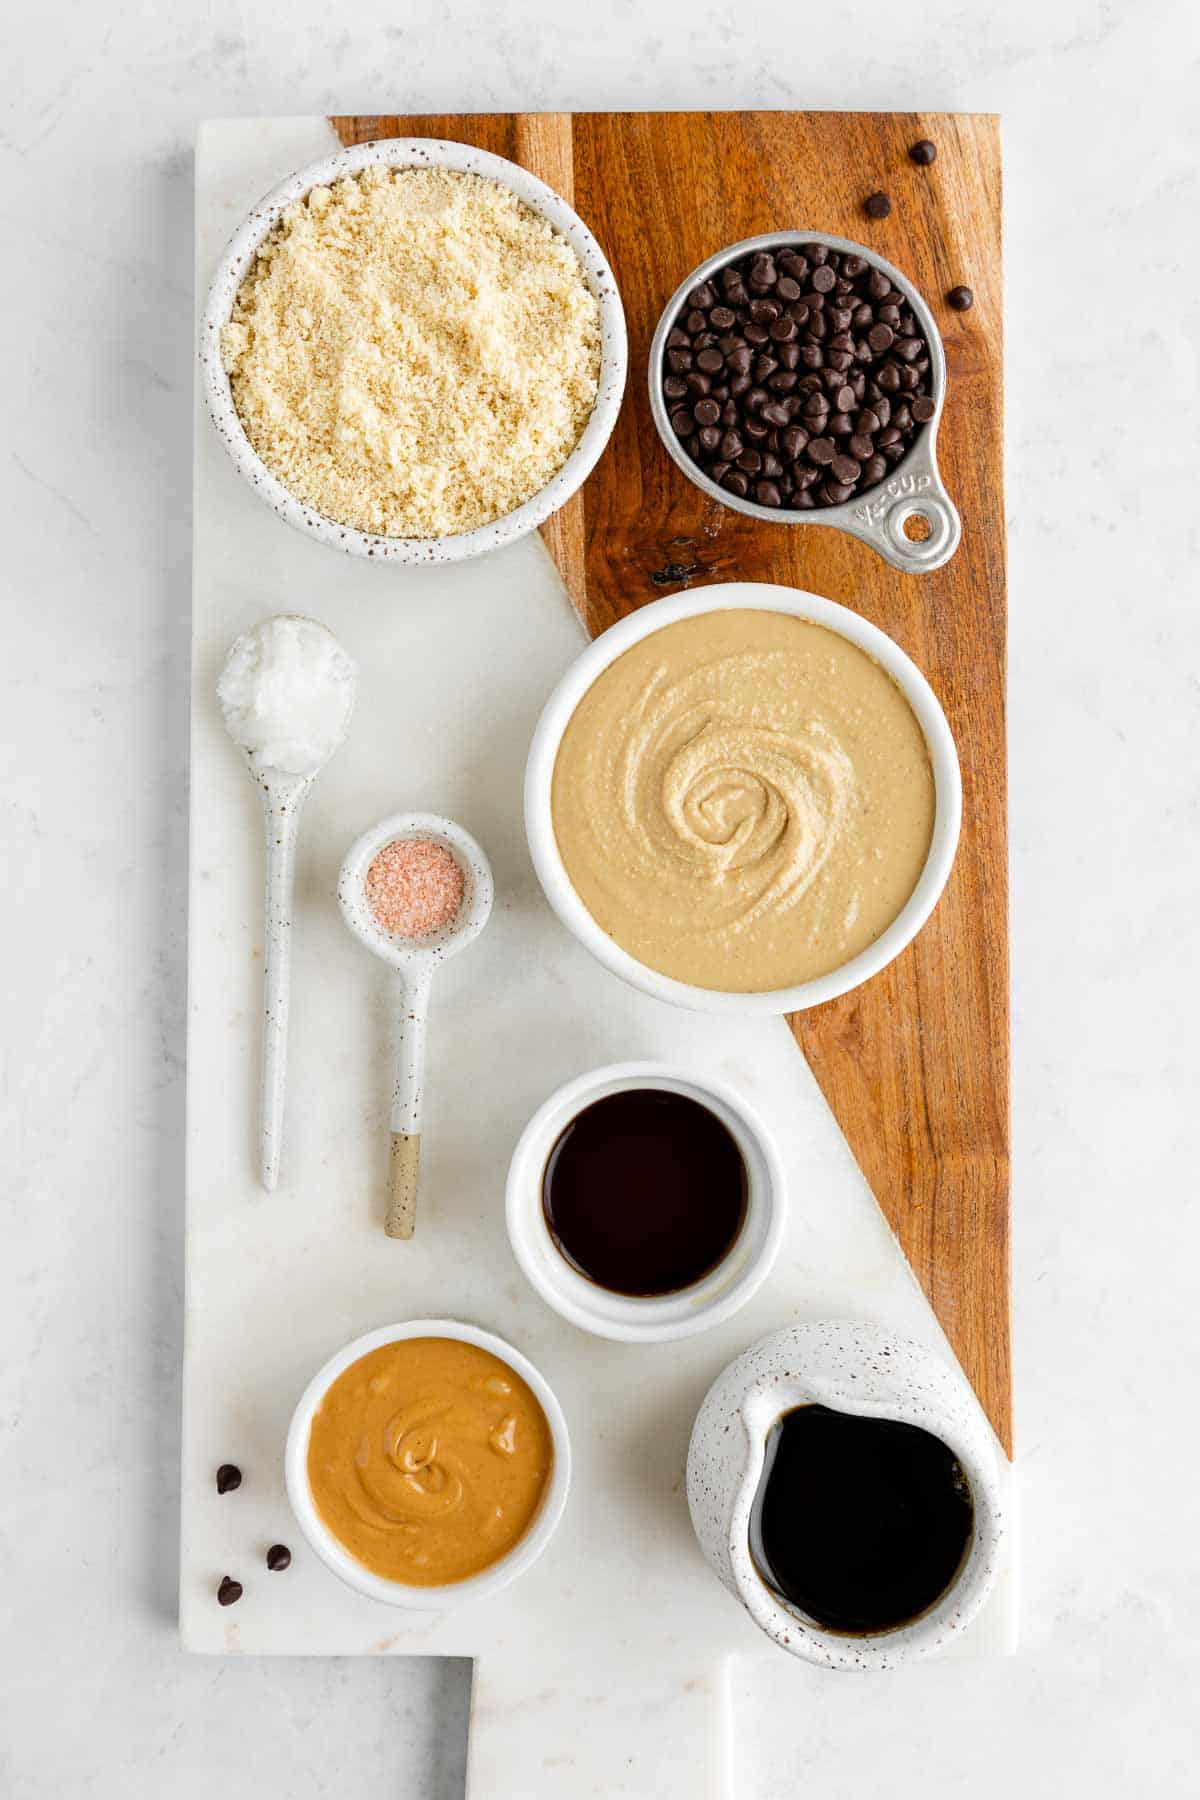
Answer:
(217, 1576, 243, 1607)
(864, 191, 893, 219)
(947, 285, 975, 311)
(266, 1544, 292, 1572)
(661, 243, 934, 511)
(215, 1463, 242, 1494)
(909, 139, 938, 166)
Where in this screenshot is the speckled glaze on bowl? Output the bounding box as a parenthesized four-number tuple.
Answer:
(200, 137, 628, 564)
(686, 1322, 1004, 1670)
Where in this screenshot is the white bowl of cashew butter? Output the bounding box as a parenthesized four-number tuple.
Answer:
(525, 581, 960, 1016)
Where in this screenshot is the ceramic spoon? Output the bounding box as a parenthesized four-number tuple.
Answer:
(337, 813, 493, 1239)
(218, 616, 356, 1190)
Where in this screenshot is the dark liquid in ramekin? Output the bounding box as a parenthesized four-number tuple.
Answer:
(542, 1087, 747, 1297)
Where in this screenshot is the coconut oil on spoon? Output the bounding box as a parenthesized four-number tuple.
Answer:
(218, 614, 356, 1190)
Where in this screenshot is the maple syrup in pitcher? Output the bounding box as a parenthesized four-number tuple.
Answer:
(749, 1404, 974, 1634)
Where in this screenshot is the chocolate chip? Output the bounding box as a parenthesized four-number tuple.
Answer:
(693, 398, 721, 426)
(807, 436, 836, 465)
(217, 1576, 243, 1606)
(909, 139, 937, 166)
(688, 282, 716, 310)
(695, 348, 724, 374)
(722, 469, 750, 497)
(831, 455, 862, 483)
(864, 192, 892, 220)
(947, 285, 975, 311)
(824, 480, 855, 504)
(756, 480, 782, 507)
(266, 1544, 292, 1572)
(811, 265, 837, 294)
(710, 306, 736, 330)
(216, 1464, 242, 1494)
(912, 394, 937, 422)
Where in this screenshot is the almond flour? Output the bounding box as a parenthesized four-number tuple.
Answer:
(221, 165, 602, 538)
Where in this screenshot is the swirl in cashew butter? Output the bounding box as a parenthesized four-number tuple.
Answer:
(552, 611, 935, 992)
(307, 1338, 553, 1586)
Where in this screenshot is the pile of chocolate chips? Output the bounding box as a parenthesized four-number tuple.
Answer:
(661, 243, 935, 511)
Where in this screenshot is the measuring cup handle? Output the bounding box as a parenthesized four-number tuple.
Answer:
(387, 970, 432, 1239)
(840, 429, 962, 573)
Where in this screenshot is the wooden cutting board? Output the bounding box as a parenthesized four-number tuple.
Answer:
(331, 111, 1010, 1453)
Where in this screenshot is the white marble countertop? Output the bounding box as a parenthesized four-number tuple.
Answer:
(2, 1, 1198, 1795)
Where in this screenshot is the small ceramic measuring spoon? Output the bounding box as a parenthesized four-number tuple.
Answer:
(338, 813, 493, 1239)
(218, 615, 357, 1191)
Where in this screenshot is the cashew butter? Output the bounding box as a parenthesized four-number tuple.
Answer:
(307, 1336, 554, 1586)
(551, 610, 935, 992)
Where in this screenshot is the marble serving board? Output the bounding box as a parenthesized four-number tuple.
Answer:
(185, 117, 1016, 1800)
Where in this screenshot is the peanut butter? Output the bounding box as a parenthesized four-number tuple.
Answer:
(307, 1336, 554, 1586)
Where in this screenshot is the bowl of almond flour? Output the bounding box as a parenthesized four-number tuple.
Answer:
(200, 139, 627, 562)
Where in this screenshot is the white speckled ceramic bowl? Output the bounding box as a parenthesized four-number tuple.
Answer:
(285, 1319, 571, 1610)
(525, 581, 961, 1017)
(686, 1322, 1004, 1669)
(200, 137, 627, 563)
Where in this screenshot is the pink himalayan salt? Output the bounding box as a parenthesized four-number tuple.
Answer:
(365, 837, 465, 939)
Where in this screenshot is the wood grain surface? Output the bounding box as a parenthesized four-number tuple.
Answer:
(331, 112, 1011, 1452)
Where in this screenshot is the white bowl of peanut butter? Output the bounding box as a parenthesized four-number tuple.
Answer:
(285, 1319, 571, 1608)
(525, 581, 960, 1014)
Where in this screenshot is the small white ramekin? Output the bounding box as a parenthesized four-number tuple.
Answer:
(525, 581, 961, 1016)
(505, 1062, 786, 1343)
(284, 1318, 571, 1610)
(200, 137, 627, 564)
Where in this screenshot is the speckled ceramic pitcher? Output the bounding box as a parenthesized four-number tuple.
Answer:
(686, 1321, 1005, 1671)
